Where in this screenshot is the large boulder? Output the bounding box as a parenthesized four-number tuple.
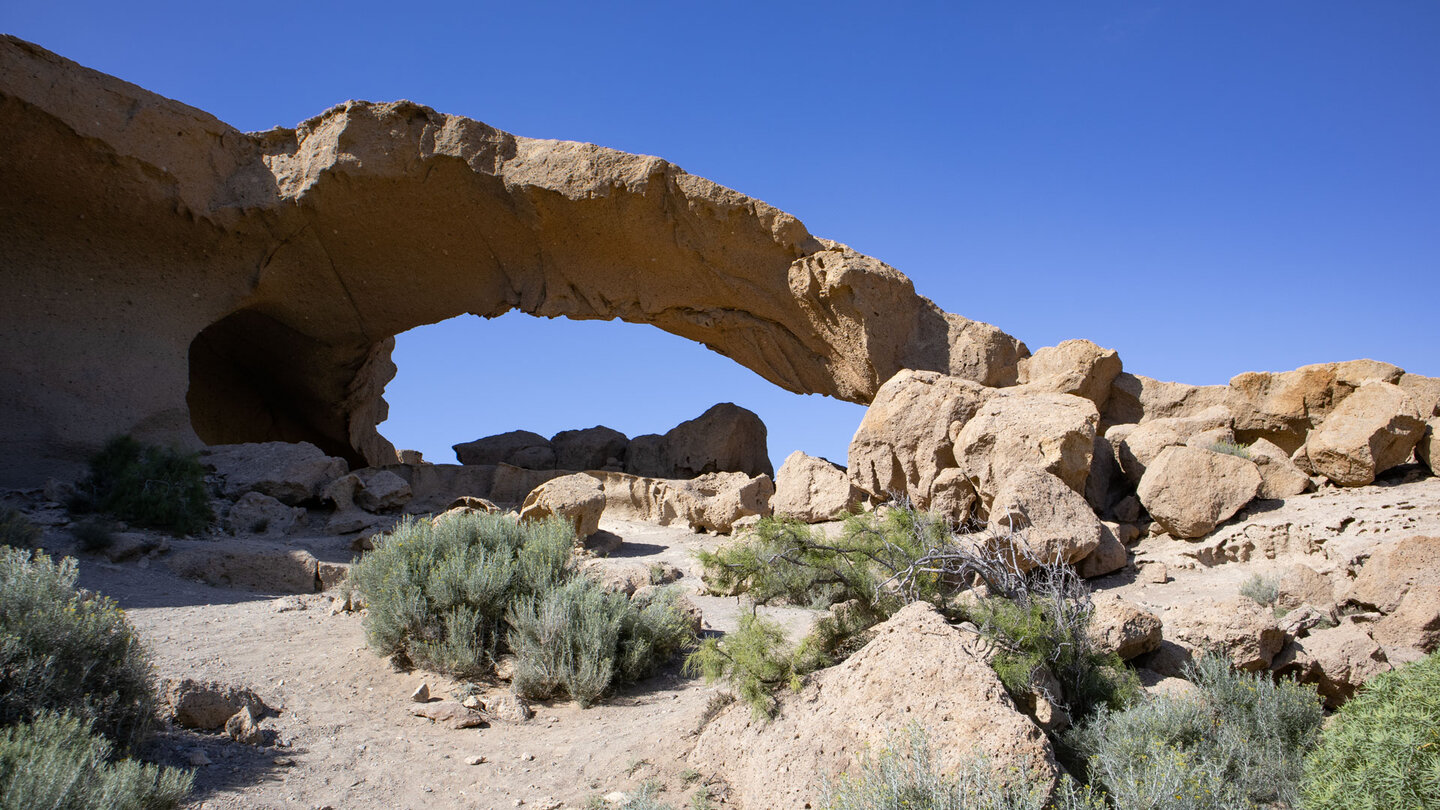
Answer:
(772, 451, 863, 523)
(1168, 596, 1285, 671)
(1398, 372, 1440, 417)
(550, 425, 629, 472)
(1076, 523, 1129, 579)
(847, 369, 990, 510)
(453, 430, 555, 469)
(1272, 620, 1393, 707)
(1101, 373, 1229, 428)
(954, 391, 1098, 508)
(1302, 382, 1424, 486)
(1089, 594, 1163, 660)
(1136, 445, 1261, 539)
(1247, 437, 1311, 499)
(659, 403, 772, 479)
(1344, 535, 1439, 654)
(1016, 339, 1123, 410)
(352, 468, 412, 512)
(987, 468, 1104, 570)
(691, 603, 1059, 809)
(1115, 406, 1233, 488)
(163, 679, 269, 731)
(1227, 360, 1404, 452)
(201, 442, 348, 505)
(518, 473, 606, 541)
(225, 492, 306, 536)
(1418, 418, 1438, 476)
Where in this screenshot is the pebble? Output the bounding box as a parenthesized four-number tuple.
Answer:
(411, 683, 430, 702)
(273, 756, 296, 767)
(520, 752, 534, 761)
(187, 750, 211, 766)
(465, 755, 486, 766)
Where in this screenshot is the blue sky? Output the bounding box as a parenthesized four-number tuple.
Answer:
(10, 2, 1438, 469)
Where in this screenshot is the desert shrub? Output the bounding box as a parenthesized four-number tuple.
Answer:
(70, 518, 116, 553)
(353, 510, 696, 701)
(821, 724, 1105, 810)
(1238, 573, 1279, 606)
(1300, 650, 1440, 810)
(1069, 654, 1323, 810)
(685, 614, 800, 719)
(1208, 440, 1252, 460)
(69, 436, 211, 535)
(0, 508, 39, 549)
(0, 547, 157, 750)
(0, 711, 191, 810)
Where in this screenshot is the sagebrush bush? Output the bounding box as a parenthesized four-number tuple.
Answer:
(69, 436, 211, 535)
(0, 711, 191, 810)
(1069, 654, 1323, 810)
(352, 510, 696, 702)
(1238, 573, 1279, 606)
(0, 508, 39, 549)
(0, 547, 157, 750)
(821, 724, 1104, 810)
(70, 518, 116, 554)
(1301, 650, 1440, 810)
(1208, 440, 1252, 460)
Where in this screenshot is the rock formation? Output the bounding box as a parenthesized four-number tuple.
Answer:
(0, 36, 1026, 487)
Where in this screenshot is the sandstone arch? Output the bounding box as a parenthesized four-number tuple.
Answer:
(0, 37, 1027, 485)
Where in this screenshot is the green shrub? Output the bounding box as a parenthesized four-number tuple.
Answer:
(352, 510, 695, 702)
(1238, 573, 1279, 606)
(0, 547, 157, 750)
(685, 614, 801, 719)
(69, 436, 211, 535)
(1300, 651, 1440, 810)
(0, 711, 191, 810)
(70, 518, 116, 554)
(821, 724, 1105, 810)
(0, 508, 39, 549)
(1069, 654, 1323, 810)
(1208, 440, 1252, 460)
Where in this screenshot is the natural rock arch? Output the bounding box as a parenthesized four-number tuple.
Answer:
(0, 37, 1026, 484)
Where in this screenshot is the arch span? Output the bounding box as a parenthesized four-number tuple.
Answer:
(0, 37, 1027, 482)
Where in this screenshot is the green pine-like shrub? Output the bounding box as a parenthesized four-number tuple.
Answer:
(69, 436, 212, 535)
(0, 711, 191, 810)
(1300, 651, 1440, 810)
(0, 508, 40, 549)
(350, 510, 697, 704)
(0, 547, 158, 750)
(1068, 654, 1324, 810)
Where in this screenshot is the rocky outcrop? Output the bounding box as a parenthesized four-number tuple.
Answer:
(1136, 446, 1261, 539)
(953, 391, 1098, 509)
(0, 36, 1026, 487)
(1247, 438, 1312, 499)
(652, 403, 772, 479)
(1102, 373, 1229, 428)
(453, 431, 555, 468)
(1168, 596, 1285, 671)
(225, 492, 306, 536)
(987, 468, 1103, 570)
(1227, 360, 1404, 452)
(691, 603, 1059, 809)
(585, 470, 773, 534)
(1017, 339, 1122, 410)
(1114, 407, 1233, 488)
(201, 442, 348, 505)
(551, 426, 628, 472)
(1301, 382, 1424, 486)
(1272, 619, 1393, 707)
(772, 451, 863, 523)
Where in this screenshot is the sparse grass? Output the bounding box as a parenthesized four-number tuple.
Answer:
(0, 711, 192, 810)
(1209, 440, 1252, 460)
(1301, 651, 1440, 810)
(0, 547, 158, 751)
(1238, 573, 1279, 606)
(68, 436, 212, 535)
(0, 507, 40, 549)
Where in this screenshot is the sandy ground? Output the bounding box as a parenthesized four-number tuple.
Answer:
(9, 468, 1439, 809)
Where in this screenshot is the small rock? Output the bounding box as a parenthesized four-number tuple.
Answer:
(225, 706, 265, 746)
(273, 596, 307, 613)
(1142, 563, 1169, 584)
(412, 701, 487, 729)
(273, 756, 295, 767)
(411, 684, 430, 702)
(187, 750, 212, 766)
(465, 755, 486, 766)
(520, 752, 534, 761)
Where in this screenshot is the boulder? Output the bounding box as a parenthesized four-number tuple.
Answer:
(372, 463, 499, 512)
(201, 442, 348, 505)
(1418, 418, 1438, 476)
(1016, 339, 1123, 410)
(164, 679, 268, 730)
(659, 403, 772, 479)
(1088, 594, 1163, 660)
(1075, 523, 1128, 579)
(691, 603, 1059, 809)
(1085, 435, 1121, 514)
(1115, 406, 1233, 487)
(518, 473, 606, 541)
(1275, 564, 1336, 615)
(1102, 373, 1230, 428)
(1397, 372, 1440, 417)
(1272, 619, 1392, 707)
(551, 426, 629, 472)
(225, 492, 306, 536)
(954, 391, 1098, 507)
(1344, 535, 1440, 615)
(353, 468, 412, 512)
(168, 543, 319, 593)
(1247, 437, 1311, 499)
(453, 430, 555, 469)
(1302, 382, 1424, 486)
(1372, 587, 1440, 654)
(772, 451, 863, 523)
(1136, 446, 1261, 539)
(847, 369, 990, 510)
(622, 434, 667, 478)
(1168, 596, 1285, 671)
(670, 472, 775, 533)
(1227, 360, 1405, 452)
(987, 468, 1103, 571)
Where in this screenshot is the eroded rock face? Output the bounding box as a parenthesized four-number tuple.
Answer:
(691, 603, 1059, 809)
(1102, 373, 1229, 428)
(1017, 339, 1122, 410)
(1302, 382, 1424, 487)
(202, 442, 349, 506)
(453, 431, 554, 469)
(1227, 360, 1404, 452)
(987, 467, 1103, 570)
(518, 473, 606, 541)
(954, 391, 1098, 509)
(658, 403, 772, 479)
(0, 37, 1026, 487)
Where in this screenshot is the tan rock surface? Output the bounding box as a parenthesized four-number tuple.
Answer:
(987, 468, 1104, 570)
(1076, 523, 1129, 579)
(1089, 594, 1162, 660)
(1344, 534, 1439, 615)
(1115, 407, 1233, 487)
(1272, 619, 1392, 707)
(1227, 360, 1404, 452)
(691, 603, 1059, 810)
(202, 442, 349, 506)
(1247, 437, 1312, 499)
(585, 470, 773, 534)
(954, 390, 1098, 507)
(1398, 373, 1440, 417)
(0, 36, 1024, 486)
(656, 403, 772, 479)
(1419, 418, 1438, 475)
(1167, 596, 1284, 671)
(1136, 445, 1261, 539)
(1303, 382, 1424, 486)
(1102, 373, 1229, 428)
(772, 451, 863, 523)
(1017, 339, 1123, 410)
(167, 542, 319, 593)
(518, 473, 606, 540)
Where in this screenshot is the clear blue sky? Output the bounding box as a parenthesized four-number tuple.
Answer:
(10, 2, 1438, 470)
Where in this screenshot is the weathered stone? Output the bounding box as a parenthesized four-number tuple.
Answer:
(518, 473, 606, 540)
(317, 561, 349, 591)
(692, 603, 1059, 809)
(412, 701, 487, 729)
(1247, 437, 1312, 499)
(622, 434, 666, 478)
(987, 468, 1103, 571)
(1398, 373, 1440, 417)
(1089, 594, 1163, 660)
(928, 467, 978, 522)
(1136, 446, 1261, 539)
(1115, 407, 1233, 488)
(1228, 360, 1405, 452)
(661, 403, 773, 479)
(847, 369, 990, 509)
(1418, 418, 1438, 476)
(1017, 339, 1123, 410)
(772, 451, 863, 523)
(1275, 564, 1336, 615)
(1272, 619, 1392, 707)
(1085, 435, 1121, 514)
(99, 531, 160, 563)
(226, 491, 306, 536)
(481, 692, 534, 723)
(584, 470, 773, 534)
(201, 442, 348, 505)
(168, 543, 318, 593)
(551, 426, 629, 472)
(225, 706, 265, 745)
(1076, 523, 1128, 579)
(1303, 382, 1425, 486)
(954, 391, 1098, 507)
(1102, 373, 1230, 428)
(1168, 597, 1284, 671)
(453, 430, 554, 469)
(164, 679, 268, 731)
(353, 468, 412, 512)
(1372, 586, 1440, 654)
